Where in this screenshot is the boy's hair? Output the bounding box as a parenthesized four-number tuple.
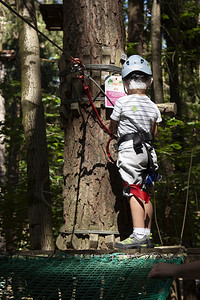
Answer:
(124, 71, 152, 84)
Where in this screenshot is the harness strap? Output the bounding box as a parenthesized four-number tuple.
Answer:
(123, 182, 150, 203)
(118, 131, 156, 172)
(143, 143, 156, 173)
(117, 132, 154, 147)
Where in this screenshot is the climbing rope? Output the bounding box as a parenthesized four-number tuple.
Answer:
(70, 58, 117, 162)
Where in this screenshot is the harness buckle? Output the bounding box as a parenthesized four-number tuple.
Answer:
(142, 171, 162, 194)
(70, 58, 82, 72)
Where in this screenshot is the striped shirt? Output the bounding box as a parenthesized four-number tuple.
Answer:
(110, 94, 162, 150)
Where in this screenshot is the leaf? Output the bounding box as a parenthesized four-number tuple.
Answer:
(172, 143, 182, 150)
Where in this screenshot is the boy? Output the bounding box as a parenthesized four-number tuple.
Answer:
(109, 55, 162, 249)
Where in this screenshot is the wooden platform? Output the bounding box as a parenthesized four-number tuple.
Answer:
(12, 245, 198, 257)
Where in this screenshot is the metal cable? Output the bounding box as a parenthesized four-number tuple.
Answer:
(0, 0, 64, 53)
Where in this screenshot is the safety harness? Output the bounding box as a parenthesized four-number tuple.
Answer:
(117, 131, 161, 203)
(118, 131, 156, 173)
(117, 132, 154, 154)
(123, 182, 150, 203)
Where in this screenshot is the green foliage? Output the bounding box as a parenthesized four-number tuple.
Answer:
(42, 93, 64, 237)
(153, 115, 200, 247)
(36, 3, 63, 94)
(126, 42, 138, 57)
(0, 78, 64, 249)
(1, 4, 18, 50)
(0, 79, 27, 250)
(161, 0, 200, 116)
(0, 1, 64, 249)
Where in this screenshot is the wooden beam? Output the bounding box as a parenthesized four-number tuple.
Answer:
(157, 102, 177, 114)
(68, 100, 177, 115)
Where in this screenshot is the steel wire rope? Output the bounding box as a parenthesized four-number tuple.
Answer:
(0, 0, 117, 157)
(0, 0, 116, 107)
(84, 73, 115, 107)
(179, 147, 194, 246)
(0, 0, 64, 54)
(153, 190, 163, 246)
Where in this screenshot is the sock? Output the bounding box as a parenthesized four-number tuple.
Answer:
(133, 228, 145, 239)
(145, 228, 151, 237)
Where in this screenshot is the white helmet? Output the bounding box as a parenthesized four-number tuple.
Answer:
(122, 55, 152, 78)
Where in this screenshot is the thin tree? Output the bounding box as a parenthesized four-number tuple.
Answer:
(0, 6, 6, 188)
(151, 0, 164, 104)
(0, 5, 7, 251)
(128, 0, 144, 55)
(162, 0, 182, 115)
(17, 0, 54, 250)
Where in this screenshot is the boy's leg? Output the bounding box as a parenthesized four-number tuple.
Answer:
(114, 196, 148, 249)
(144, 201, 153, 229)
(129, 195, 145, 228)
(130, 196, 146, 239)
(144, 201, 154, 248)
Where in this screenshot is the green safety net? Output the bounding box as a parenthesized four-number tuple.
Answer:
(0, 252, 184, 300)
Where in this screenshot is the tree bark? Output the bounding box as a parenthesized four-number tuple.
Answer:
(57, 0, 129, 250)
(0, 69, 6, 252)
(17, 0, 54, 250)
(0, 0, 6, 186)
(0, 80, 6, 186)
(0, 7, 6, 251)
(151, 0, 164, 104)
(162, 0, 182, 115)
(128, 0, 144, 55)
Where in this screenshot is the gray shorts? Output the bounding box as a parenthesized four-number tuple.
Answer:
(117, 144, 158, 196)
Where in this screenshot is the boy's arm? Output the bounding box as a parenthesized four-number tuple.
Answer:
(154, 123, 158, 138)
(109, 119, 118, 135)
(148, 261, 200, 280)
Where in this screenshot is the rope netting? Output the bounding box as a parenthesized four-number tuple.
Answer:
(0, 252, 184, 299)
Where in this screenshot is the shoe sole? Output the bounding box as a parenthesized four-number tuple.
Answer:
(114, 243, 148, 249)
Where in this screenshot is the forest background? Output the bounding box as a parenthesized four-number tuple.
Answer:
(0, 0, 200, 251)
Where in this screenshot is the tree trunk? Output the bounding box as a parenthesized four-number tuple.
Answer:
(0, 78, 6, 186)
(57, 0, 129, 250)
(151, 0, 164, 104)
(128, 0, 144, 55)
(17, 0, 54, 250)
(162, 0, 182, 115)
(0, 0, 6, 186)
(0, 69, 6, 251)
(198, 0, 200, 83)
(0, 7, 6, 251)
